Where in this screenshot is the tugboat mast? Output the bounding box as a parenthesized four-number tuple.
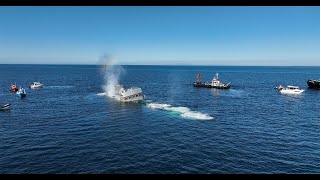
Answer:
(195, 73, 202, 83)
(214, 73, 219, 80)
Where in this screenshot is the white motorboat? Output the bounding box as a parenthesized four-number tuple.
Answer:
(276, 85, 305, 94)
(29, 82, 43, 89)
(0, 104, 11, 110)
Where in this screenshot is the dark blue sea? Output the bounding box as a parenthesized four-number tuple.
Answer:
(1, 65, 320, 174)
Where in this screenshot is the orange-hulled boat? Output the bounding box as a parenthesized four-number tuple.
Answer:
(10, 83, 18, 92)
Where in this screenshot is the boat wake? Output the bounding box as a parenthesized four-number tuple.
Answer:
(212, 88, 249, 98)
(97, 92, 108, 96)
(227, 89, 247, 96)
(96, 92, 117, 100)
(97, 91, 214, 120)
(46, 86, 74, 89)
(147, 103, 214, 120)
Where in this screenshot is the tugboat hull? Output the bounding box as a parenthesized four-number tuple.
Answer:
(194, 82, 230, 89)
(193, 72, 230, 89)
(307, 79, 320, 89)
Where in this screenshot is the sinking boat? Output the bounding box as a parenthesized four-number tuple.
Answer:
(194, 73, 230, 89)
(113, 84, 146, 102)
(0, 104, 11, 111)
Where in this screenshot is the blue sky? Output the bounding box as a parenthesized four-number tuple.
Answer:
(0, 6, 320, 65)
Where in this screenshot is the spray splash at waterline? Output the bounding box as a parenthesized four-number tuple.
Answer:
(98, 54, 125, 97)
(96, 55, 214, 120)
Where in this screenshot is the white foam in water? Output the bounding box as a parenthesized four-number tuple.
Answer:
(47, 86, 74, 89)
(97, 92, 214, 120)
(148, 103, 214, 120)
(97, 92, 108, 96)
(96, 92, 117, 100)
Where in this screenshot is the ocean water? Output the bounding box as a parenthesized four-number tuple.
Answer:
(0, 64, 320, 174)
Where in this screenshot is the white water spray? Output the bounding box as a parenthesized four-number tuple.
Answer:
(98, 54, 125, 97)
(96, 54, 214, 120)
(102, 67, 124, 97)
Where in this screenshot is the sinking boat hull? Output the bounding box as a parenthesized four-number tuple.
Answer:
(114, 94, 145, 102)
(113, 84, 146, 102)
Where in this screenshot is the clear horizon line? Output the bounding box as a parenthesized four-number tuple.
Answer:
(0, 63, 320, 67)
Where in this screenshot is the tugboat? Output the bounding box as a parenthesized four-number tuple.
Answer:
(194, 73, 230, 89)
(275, 85, 304, 94)
(10, 83, 18, 92)
(307, 79, 320, 89)
(16, 87, 27, 98)
(113, 84, 146, 102)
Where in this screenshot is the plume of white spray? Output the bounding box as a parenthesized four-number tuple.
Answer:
(97, 54, 125, 97)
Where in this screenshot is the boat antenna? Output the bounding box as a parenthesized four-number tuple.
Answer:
(215, 73, 219, 79)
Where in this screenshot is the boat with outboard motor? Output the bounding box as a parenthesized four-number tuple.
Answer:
(307, 79, 320, 89)
(16, 87, 27, 98)
(275, 85, 304, 94)
(0, 104, 11, 111)
(194, 73, 230, 89)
